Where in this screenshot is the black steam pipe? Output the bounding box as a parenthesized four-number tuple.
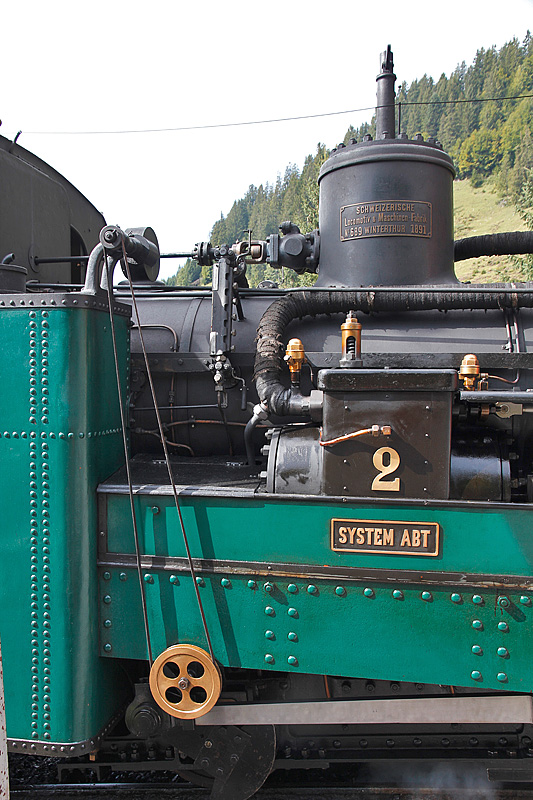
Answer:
(455, 231, 533, 262)
(253, 286, 533, 416)
(244, 402, 269, 466)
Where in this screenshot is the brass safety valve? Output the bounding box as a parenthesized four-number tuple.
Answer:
(284, 338, 306, 387)
(340, 311, 362, 368)
(459, 354, 488, 391)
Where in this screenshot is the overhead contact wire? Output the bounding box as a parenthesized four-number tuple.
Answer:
(18, 94, 533, 136)
(118, 236, 215, 662)
(104, 254, 154, 667)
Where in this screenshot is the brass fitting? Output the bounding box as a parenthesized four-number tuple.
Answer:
(284, 338, 306, 386)
(459, 354, 488, 391)
(340, 311, 362, 368)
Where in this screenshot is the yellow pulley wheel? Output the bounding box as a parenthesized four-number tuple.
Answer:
(149, 644, 222, 719)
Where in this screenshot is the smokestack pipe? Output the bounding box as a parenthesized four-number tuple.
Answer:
(376, 45, 396, 139)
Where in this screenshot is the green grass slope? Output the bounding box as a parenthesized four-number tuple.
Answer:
(453, 179, 529, 283)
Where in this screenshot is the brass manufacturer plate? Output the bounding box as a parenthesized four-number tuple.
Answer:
(331, 518, 440, 556)
(340, 200, 432, 240)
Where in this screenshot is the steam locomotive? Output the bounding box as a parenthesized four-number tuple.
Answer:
(2, 47, 533, 799)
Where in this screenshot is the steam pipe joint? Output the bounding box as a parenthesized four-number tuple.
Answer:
(100, 225, 160, 282)
(268, 223, 319, 274)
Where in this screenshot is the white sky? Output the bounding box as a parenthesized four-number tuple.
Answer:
(1, 0, 532, 279)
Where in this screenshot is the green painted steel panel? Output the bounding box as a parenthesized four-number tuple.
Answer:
(100, 564, 533, 693)
(105, 494, 533, 578)
(101, 493, 533, 694)
(0, 304, 129, 745)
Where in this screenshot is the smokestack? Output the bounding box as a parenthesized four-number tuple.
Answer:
(375, 44, 396, 139)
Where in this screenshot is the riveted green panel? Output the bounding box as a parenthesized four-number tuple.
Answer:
(0, 302, 129, 745)
(104, 494, 533, 578)
(101, 492, 533, 693)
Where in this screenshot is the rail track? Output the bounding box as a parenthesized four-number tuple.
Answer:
(10, 787, 533, 800)
(10, 754, 533, 799)
(10, 768, 533, 800)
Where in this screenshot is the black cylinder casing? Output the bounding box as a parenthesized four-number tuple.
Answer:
(0, 264, 27, 293)
(316, 139, 456, 287)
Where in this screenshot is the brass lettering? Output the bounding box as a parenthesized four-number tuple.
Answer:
(371, 447, 401, 492)
(400, 529, 411, 547)
(383, 528, 394, 546)
(332, 519, 439, 556)
(342, 201, 431, 241)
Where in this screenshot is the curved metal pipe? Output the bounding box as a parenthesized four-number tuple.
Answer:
(82, 243, 120, 295)
(454, 231, 533, 262)
(244, 402, 269, 466)
(254, 285, 533, 416)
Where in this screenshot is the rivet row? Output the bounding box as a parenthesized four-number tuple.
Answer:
(0, 297, 129, 314)
(471, 671, 508, 683)
(0, 429, 120, 439)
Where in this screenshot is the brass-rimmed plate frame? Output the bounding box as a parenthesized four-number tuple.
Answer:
(331, 518, 440, 556)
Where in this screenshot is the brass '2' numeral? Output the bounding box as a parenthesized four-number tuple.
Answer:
(371, 446, 400, 492)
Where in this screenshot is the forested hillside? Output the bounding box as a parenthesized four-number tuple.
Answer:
(168, 33, 533, 287)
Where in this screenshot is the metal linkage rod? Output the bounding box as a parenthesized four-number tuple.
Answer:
(104, 255, 154, 667)
(116, 235, 216, 662)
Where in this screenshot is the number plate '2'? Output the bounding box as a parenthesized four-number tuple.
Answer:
(371, 446, 400, 491)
